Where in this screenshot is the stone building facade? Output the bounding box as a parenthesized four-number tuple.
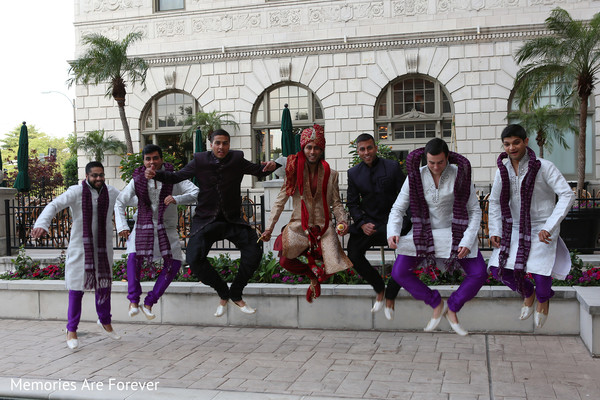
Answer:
(73, 0, 600, 190)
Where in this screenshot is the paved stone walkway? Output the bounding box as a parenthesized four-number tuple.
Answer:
(0, 319, 598, 399)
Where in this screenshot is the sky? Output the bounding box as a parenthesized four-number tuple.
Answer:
(0, 2, 75, 141)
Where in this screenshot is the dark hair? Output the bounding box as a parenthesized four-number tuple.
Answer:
(210, 129, 230, 142)
(85, 161, 104, 174)
(142, 144, 163, 159)
(501, 124, 528, 141)
(424, 138, 449, 157)
(355, 133, 375, 147)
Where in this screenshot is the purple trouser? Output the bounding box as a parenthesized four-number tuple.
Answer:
(67, 289, 111, 333)
(489, 266, 554, 303)
(392, 251, 488, 313)
(126, 253, 182, 306)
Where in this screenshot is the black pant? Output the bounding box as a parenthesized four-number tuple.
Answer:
(186, 221, 261, 302)
(347, 229, 401, 299)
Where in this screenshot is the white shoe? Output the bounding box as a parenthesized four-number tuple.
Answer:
(520, 303, 534, 320)
(445, 314, 469, 336)
(128, 304, 139, 318)
(384, 307, 394, 321)
(371, 300, 384, 313)
(534, 310, 549, 328)
(214, 302, 227, 317)
(141, 305, 156, 320)
(233, 301, 256, 314)
(66, 338, 79, 350)
(424, 302, 447, 332)
(97, 320, 121, 340)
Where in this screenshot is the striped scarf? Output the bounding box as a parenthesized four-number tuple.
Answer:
(133, 163, 175, 275)
(406, 148, 472, 271)
(82, 180, 111, 304)
(497, 147, 541, 293)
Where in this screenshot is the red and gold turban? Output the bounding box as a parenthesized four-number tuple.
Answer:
(300, 124, 325, 150)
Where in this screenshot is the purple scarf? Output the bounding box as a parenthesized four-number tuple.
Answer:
(133, 163, 175, 274)
(406, 148, 472, 271)
(82, 180, 111, 304)
(497, 147, 541, 293)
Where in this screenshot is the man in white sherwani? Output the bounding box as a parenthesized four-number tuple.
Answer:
(488, 124, 575, 329)
(115, 144, 198, 320)
(388, 138, 487, 336)
(32, 162, 121, 350)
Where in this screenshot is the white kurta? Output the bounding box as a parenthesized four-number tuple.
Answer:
(33, 183, 120, 291)
(387, 164, 481, 258)
(114, 174, 198, 261)
(487, 155, 575, 278)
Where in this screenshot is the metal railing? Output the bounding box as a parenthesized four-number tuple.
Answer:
(6, 189, 265, 255)
(6, 188, 599, 256)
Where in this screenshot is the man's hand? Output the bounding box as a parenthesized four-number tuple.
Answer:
(336, 221, 349, 236)
(457, 246, 470, 259)
(31, 228, 48, 239)
(490, 236, 501, 248)
(361, 222, 376, 236)
(119, 230, 130, 239)
(164, 195, 177, 206)
(539, 229, 551, 244)
(259, 228, 272, 242)
(261, 161, 277, 172)
(145, 164, 156, 179)
(388, 235, 399, 249)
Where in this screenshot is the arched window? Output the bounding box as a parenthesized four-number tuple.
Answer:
(508, 85, 594, 180)
(140, 91, 199, 163)
(252, 83, 324, 179)
(375, 75, 453, 145)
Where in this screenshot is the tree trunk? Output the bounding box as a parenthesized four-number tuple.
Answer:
(577, 95, 589, 192)
(536, 130, 544, 159)
(115, 97, 134, 154)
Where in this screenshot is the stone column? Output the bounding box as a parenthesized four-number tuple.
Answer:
(0, 187, 17, 256)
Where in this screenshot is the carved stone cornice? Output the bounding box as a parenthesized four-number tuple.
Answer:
(143, 24, 551, 66)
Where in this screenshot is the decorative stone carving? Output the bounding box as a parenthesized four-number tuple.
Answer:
(84, 0, 142, 12)
(527, 0, 565, 5)
(392, 0, 428, 16)
(193, 14, 261, 33)
(405, 50, 418, 74)
(437, 0, 520, 12)
(279, 62, 291, 81)
(164, 70, 176, 88)
(156, 20, 185, 37)
(309, 2, 384, 23)
(269, 10, 301, 27)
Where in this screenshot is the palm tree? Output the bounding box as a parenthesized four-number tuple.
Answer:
(514, 7, 600, 191)
(68, 32, 148, 154)
(507, 104, 576, 158)
(76, 129, 127, 163)
(182, 111, 240, 151)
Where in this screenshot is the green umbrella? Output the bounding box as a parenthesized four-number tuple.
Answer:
(195, 127, 206, 152)
(281, 104, 295, 157)
(13, 122, 30, 192)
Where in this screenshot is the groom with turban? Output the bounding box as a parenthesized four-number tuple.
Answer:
(261, 124, 353, 302)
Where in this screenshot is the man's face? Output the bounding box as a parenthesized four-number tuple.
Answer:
(143, 151, 163, 171)
(211, 135, 230, 159)
(86, 167, 105, 190)
(426, 152, 448, 177)
(503, 136, 529, 162)
(357, 139, 377, 167)
(303, 142, 323, 164)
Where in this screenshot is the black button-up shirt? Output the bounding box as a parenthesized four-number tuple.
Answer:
(347, 157, 406, 234)
(154, 150, 273, 233)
